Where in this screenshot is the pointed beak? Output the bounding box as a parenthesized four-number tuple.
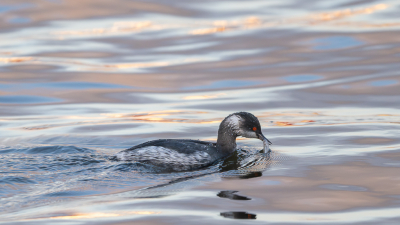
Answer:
(258, 133, 272, 145)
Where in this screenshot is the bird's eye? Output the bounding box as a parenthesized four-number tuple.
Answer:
(252, 127, 257, 131)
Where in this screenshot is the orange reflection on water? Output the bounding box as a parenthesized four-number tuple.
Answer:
(0, 52, 13, 55)
(105, 110, 190, 118)
(332, 21, 400, 28)
(309, 4, 388, 23)
(257, 112, 320, 127)
(190, 27, 227, 35)
(17, 109, 398, 131)
(104, 61, 169, 69)
(47, 211, 160, 220)
(50, 213, 119, 219)
(377, 114, 395, 117)
(31, 3, 392, 44)
(113, 21, 153, 29)
(245, 16, 263, 27)
(17, 110, 321, 131)
(133, 117, 219, 124)
(275, 122, 294, 127)
(190, 16, 263, 35)
(190, 4, 390, 35)
(0, 55, 171, 71)
(53, 58, 169, 70)
(105, 110, 219, 124)
(0, 57, 34, 63)
(301, 120, 316, 123)
(103, 110, 217, 124)
(183, 93, 226, 100)
(259, 112, 320, 117)
(53, 21, 153, 37)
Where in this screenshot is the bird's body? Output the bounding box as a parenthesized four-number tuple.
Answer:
(114, 139, 224, 171)
(113, 112, 271, 172)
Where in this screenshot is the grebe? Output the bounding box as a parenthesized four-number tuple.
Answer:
(113, 112, 272, 171)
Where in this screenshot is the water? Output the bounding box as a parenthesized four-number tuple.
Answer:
(1, 0, 400, 224)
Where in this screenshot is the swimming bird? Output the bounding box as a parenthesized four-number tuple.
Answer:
(113, 112, 272, 172)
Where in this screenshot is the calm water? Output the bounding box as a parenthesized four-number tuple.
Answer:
(1, 0, 400, 224)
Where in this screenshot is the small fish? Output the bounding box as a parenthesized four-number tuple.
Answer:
(262, 139, 271, 153)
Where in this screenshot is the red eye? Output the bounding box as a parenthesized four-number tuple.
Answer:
(252, 127, 257, 131)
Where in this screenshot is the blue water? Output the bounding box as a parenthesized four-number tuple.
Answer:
(0, 95, 61, 104)
(41, 82, 133, 90)
(0, 3, 33, 13)
(8, 17, 31, 24)
(312, 36, 363, 50)
(282, 75, 322, 83)
(369, 80, 398, 86)
(0, 82, 133, 91)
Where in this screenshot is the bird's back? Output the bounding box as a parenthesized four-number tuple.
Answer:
(113, 139, 224, 171)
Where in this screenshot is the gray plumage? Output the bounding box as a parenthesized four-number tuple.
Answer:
(113, 112, 271, 172)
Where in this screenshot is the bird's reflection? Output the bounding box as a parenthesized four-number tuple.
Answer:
(220, 211, 257, 219)
(220, 149, 272, 179)
(119, 149, 273, 199)
(217, 190, 251, 200)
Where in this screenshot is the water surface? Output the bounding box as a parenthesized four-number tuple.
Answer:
(1, 0, 400, 224)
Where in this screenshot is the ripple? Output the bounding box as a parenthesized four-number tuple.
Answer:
(43, 82, 133, 90)
(312, 36, 363, 50)
(183, 80, 261, 90)
(0, 3, 33, 14)
(282, 75, 322, 83)
(45, 190, 102, 197)
(369, 80, 398, 87)
(319, 184, 368, 192)
(0, 95, 62, 104)
(1, 0, 400, 223)
(25, 145, 94, 154)
(0, 145, 94, 154)
(0, 176, 36, 185)
(7, 17, 31, 24)
(0, 82, 134, 91)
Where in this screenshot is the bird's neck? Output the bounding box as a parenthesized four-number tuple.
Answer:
(216, 126, 237, 155)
